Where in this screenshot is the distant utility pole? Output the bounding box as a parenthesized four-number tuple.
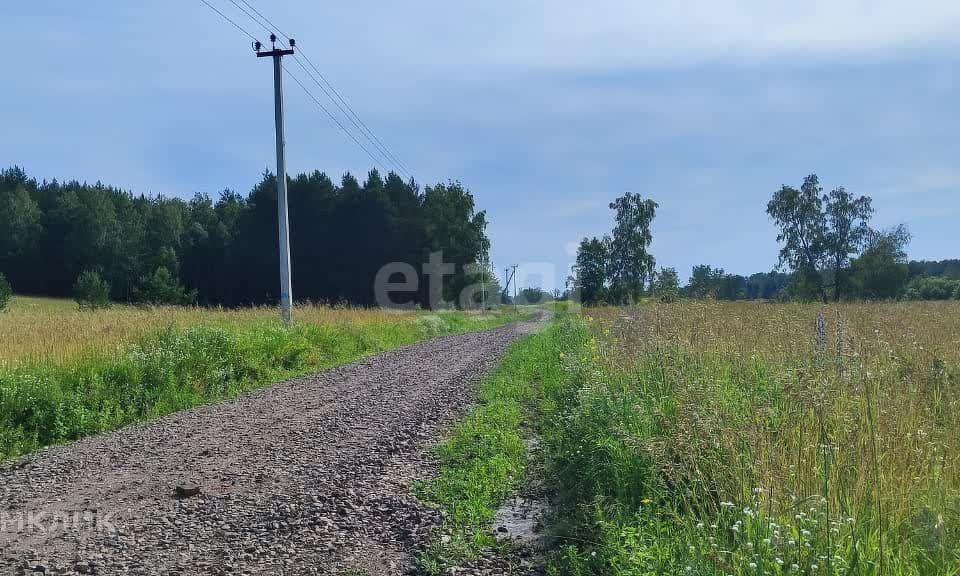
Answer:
(480, 255, 486, 311)
(256, 34, 296, 326)
(512, 264, 518, 312)
(503, 265, 518, 311)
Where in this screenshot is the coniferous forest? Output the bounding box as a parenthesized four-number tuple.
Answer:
(0, 166, 489, 307)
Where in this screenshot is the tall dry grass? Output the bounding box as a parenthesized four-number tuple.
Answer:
(0, 296, 430, 366)
(546, 301, 960, 575)
(0, 296, 518, 460)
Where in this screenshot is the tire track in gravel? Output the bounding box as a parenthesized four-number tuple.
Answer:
(0, 315, 546, 575)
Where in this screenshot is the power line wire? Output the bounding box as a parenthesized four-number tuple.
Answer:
(291, 54, 409, 179)
(196, 0, 392, 172)
(225, 0, 274, 39)
(197, 0, 260, 43)
(235, 0, 413, 179)
(236, 0, 289, 41)
(283, 64, 389, 173)
(296, 51, 412, 178)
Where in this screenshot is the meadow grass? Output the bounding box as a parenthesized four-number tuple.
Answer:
(541, 301, 960, 576)
(415, 316, 583, 574)
(0, 297, 522, 460)
(0, 295, 486, 365)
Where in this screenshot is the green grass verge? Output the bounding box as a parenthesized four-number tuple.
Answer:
(0, 311, 522, 461)
(415, 315, 583, 574)
(540, 312, 960, 576)
(419, 306, 960, 575)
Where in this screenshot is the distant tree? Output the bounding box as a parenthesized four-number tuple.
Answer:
(136, 266, 196, 306)
(908, 259, 960, 280)
(850, 226, 911, 300)
(518, 286, 552, 305)
(574, 237, 609, 304)
(822, 187, 874, 301)
(462, 257, 503, 309)
(687, 265, 724, 299)
(0, 166, 496, 309)
(0, 273, 12, 311)
(767, 174, 828, 302)
(745, 271, 790, 300)
(74, 270, 111, 310)
(652, 267, 681, 303)
(422, 181, 488, 308)
(716, 274, 747, 300)
(607, 193, 658, 304)
(0, 182, 42, 260)
(904, 276, 960, 301)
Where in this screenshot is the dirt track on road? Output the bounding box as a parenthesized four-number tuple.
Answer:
(0, 315, 545, 575)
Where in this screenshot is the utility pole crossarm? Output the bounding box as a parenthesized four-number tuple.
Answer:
(256, 48, 295, 57)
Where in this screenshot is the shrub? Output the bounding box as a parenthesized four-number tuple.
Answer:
(73, 270, 111, 310)
(0, 273, 11, 311)
(904, 276, 960, 301)
(136, 266, 196, 306)
(652, 267, 681, 303)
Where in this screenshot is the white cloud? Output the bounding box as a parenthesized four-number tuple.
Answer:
(873, 166, 960, 198)
(481, 0, 960, 70)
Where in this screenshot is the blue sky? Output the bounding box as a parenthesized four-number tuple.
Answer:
(3, 1, 958, 292)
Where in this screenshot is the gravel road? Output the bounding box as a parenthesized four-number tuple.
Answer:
(0, 315, 545, 575)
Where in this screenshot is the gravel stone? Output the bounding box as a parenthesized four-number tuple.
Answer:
(0, 316, 544, 575)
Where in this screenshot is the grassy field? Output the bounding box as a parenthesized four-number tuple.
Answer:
(541, 301, 960, 575)
(415, 317, 581, 573)
(0, 296, 471, 365)
(0, 296, 522, 460)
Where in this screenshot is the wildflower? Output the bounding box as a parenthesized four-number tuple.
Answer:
(811, 564, 818, 571)
(791, 564, 799, 571)
(749, 563, 758, 569)
(775, 558, 784, 566)
(697, 522, 704, 529)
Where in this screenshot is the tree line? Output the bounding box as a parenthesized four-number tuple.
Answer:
(573, 174, 959, 304)
(0, 166, 491, 308)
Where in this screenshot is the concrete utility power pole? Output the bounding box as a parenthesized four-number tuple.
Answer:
(512, 264, 518, 312)
(256, 35, 296, 326)
(503, 265, 518, 312)
(480, 255, 486, 311)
